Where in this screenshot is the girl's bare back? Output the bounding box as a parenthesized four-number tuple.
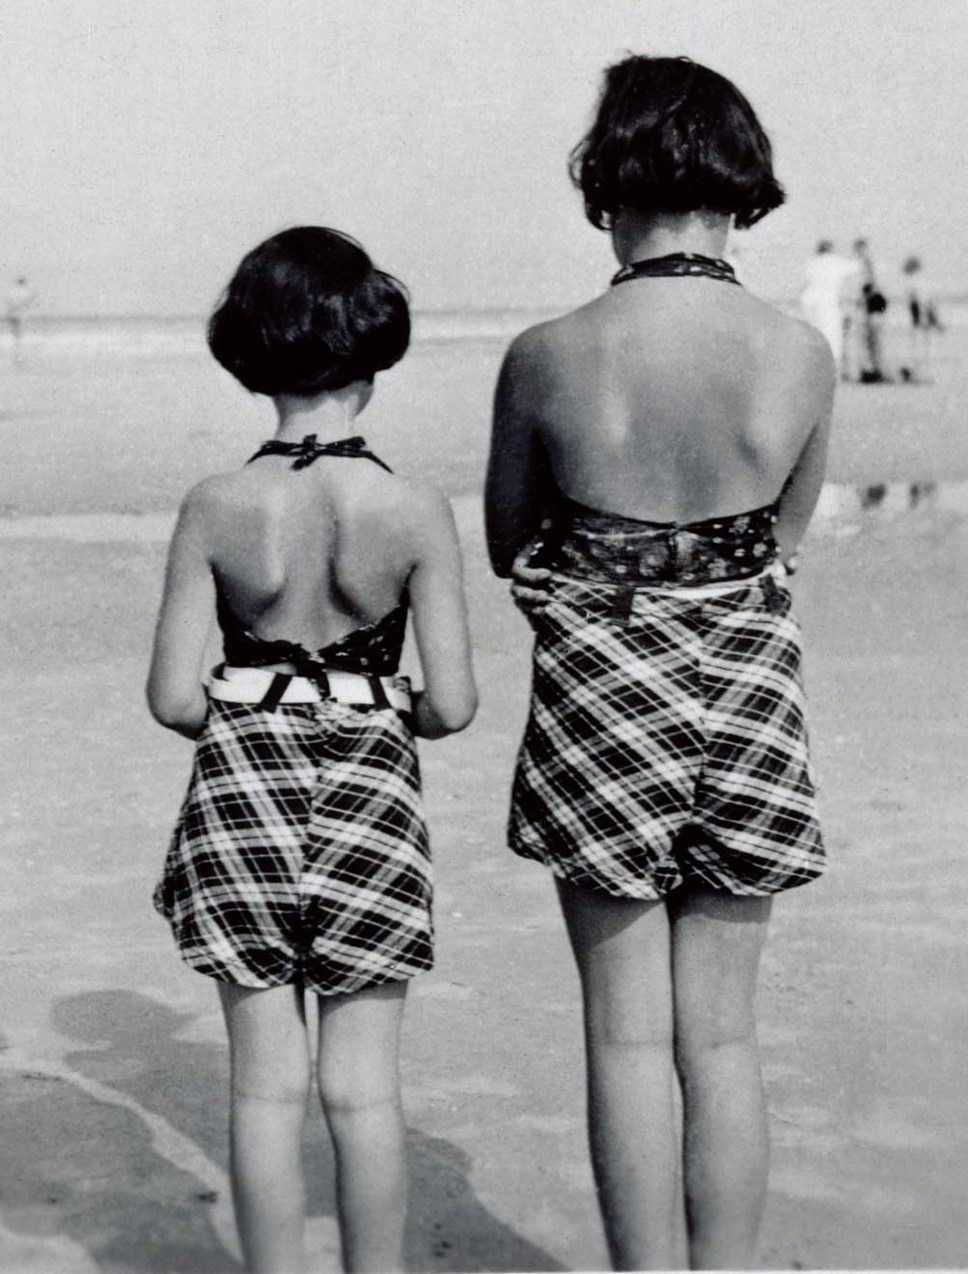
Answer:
(199, 449, 425, 651)
(519, 277, 833, 522)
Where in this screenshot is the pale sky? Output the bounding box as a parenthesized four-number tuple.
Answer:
(2, 0, 965, 315)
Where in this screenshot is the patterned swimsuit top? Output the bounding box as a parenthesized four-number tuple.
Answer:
(544, 493, 780, 588)
(216, 434, 408, 678)
(540, 250, 780, 589)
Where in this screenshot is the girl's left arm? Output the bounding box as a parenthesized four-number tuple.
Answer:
(773, 332, 836, 569)
(484, 331, 556, 578)
(146, 484, 217, 739)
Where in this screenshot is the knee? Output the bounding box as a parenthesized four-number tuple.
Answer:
(316, 1064, 400, 1118)
(674, 1011, 758, 1072)
(231, 1054, 311, 1108)
(585, 1009, 674, 1054)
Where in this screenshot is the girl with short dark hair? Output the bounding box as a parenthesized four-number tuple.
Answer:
(149, 226, 477, 1273)
(487, 56, 834, 1269)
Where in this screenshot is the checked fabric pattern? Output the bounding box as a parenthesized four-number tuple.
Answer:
(509, 574, 825, 899)
(155, 699, 432, 996)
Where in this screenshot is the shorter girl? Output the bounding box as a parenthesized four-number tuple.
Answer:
(147, 227, 477, 1274)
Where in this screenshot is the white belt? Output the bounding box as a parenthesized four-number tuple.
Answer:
(208, 665, 412, 714)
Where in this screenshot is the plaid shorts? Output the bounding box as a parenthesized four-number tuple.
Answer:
(154, 699, 432, 996)
(509, 573, 824, 899)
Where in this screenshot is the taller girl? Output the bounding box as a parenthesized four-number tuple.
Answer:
(487, 57, 834, 1270)
(148, 227, 476, 1273)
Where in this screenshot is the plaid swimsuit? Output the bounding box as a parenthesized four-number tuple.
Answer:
(508, 494, 825, 899)
(155, 437, 432, 996)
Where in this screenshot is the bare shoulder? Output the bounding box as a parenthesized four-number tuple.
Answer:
(497, 306, 594, 401)
(499, 318, 555, 383)
(171, 468, 277, 553)
(752, 298, 836, 398)
(171, 471, 231, 525)
(760, 299, 834, 369)
(374, 477, 457, 571)
(508, 302, 601, 362)
(173, 469, 250, 526)
(389, 476, 457, 543)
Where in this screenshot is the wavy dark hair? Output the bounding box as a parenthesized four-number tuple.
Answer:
(208, 227, 410, 397)
(570, 55, 785, 231)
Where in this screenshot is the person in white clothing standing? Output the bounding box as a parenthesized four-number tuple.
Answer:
(799, 241, 858, 380)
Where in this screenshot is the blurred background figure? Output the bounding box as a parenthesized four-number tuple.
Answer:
(5, 275, 35, 367)
(851, 238, 888, 383)
(799, 240, 858, 380)
(899, 255, 944, 383)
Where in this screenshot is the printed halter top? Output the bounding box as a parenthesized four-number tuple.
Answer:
(537, 252, 780, 587)
(216, 435, 408, 678)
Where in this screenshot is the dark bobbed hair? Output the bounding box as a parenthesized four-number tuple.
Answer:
(208, 227, 410, 397)
(570, 55, 785, 231)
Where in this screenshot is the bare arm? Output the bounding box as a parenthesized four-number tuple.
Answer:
(407, 489, 477, 740)
(774, 335, 837, 568)
(485, 332, 556, 577)
(146, 484, 217, 739)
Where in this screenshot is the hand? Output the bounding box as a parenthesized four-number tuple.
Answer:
(510, 541, 553, 617)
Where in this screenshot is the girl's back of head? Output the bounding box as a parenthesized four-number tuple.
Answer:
(570, 55, 785, 232)
(208, 226, 411, 398)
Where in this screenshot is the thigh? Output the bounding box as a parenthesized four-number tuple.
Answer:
(669, 887, 771, 1048)
(316, 980, 408, 1105)
(218, 982, 310, 1098)
(556, 878, 673, 1045)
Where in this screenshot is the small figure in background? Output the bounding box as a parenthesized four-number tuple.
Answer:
(5, 276, 35, 367)
(899, 255, 944, 383)
(799, 240, 858, 380)
(852, 238, 888, 382)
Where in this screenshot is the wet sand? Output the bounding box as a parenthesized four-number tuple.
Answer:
(0, 331, 966, 1270)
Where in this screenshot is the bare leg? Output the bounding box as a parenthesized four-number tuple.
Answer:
(316, 980, 409, 1274)
(557, 878, 679, 1271)
(840, 315, 854, 382)
(868, 314, 885, 379)
(219, 982, 311, 1274)
(670, 886, 772, 1270)
(10, 319, 23, 368)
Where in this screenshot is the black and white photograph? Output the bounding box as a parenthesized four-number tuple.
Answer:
(1, 2, 965, 1270)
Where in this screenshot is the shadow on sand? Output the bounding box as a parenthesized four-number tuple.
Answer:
(0, 990, 562, 1272)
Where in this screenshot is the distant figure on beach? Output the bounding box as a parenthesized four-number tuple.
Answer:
(147, 227, 476, 1273)
(899, 254, 944, 383)
(799, 240, 858, 378)
(852, 237, 888, 382)
(487, 55, 834, 1270)
(5, 275, 35, 366)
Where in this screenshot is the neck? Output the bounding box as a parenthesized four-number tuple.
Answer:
(610, 210, 732, 267)
(272, 380, 373, 442)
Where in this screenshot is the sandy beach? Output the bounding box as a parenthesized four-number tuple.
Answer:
(0, 326, 966, 1271)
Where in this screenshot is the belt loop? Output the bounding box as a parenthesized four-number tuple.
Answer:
(608, 585, 635, 623)
(259, 672, 292, 712)
(368, 675, 391, 709)
(313, 669, 331, 700)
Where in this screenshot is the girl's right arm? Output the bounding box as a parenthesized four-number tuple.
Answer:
(146, 482, 217, 739)
(485, 329, 556, 578)
(406, 487, 477, 740)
